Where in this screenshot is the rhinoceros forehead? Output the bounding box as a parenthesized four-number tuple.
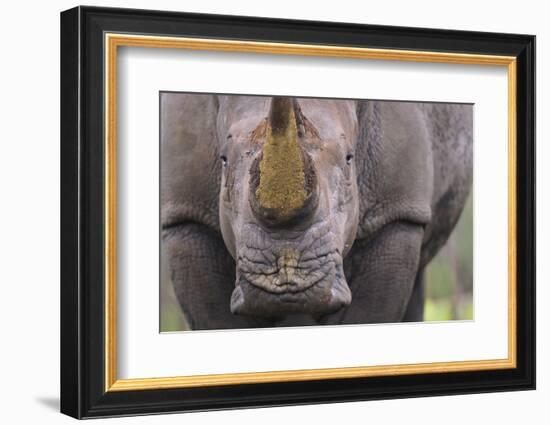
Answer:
(297, 99, 358, 142)
(217, 96, 271, 136)
(217, 96, 357, 143)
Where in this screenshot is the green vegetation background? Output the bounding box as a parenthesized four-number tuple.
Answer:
(424, 194, 473, 321)
(160, 194, 473, 331)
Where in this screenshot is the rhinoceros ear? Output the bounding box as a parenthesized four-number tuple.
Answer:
(160, 93, 221, 231)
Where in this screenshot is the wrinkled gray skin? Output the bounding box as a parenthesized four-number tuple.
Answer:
(161, 93, 472, 329)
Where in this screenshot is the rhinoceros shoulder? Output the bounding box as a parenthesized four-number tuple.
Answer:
(355, 100, 472, 267)
(160, 93, 221, 232)
(419, 103, 473, 266)
(355, 101, 434, 240)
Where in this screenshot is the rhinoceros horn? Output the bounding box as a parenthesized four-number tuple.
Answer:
(253, 97, 316, 226)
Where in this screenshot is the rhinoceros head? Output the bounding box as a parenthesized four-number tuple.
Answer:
(217, 95, 359, 319)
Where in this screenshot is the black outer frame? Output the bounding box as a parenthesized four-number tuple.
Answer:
(60, 6, 536, 419)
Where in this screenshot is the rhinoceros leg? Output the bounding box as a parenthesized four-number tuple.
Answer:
(163, 223, 273, 330)
(402, 269, 425, 322)
(320, 222, 423, 325)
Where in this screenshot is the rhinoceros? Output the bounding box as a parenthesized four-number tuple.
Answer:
(161, 93, 472, 330)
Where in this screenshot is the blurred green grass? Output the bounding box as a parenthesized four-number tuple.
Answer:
(424, 194, 473, 321)
(160, 194, 473, 330)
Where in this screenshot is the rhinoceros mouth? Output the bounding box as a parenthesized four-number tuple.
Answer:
(230, 274, 351, 318)
(229, 222, 352, 318)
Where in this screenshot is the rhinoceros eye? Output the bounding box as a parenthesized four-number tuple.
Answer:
(346, 154, 354, 164)
(220, 155, 228, 166)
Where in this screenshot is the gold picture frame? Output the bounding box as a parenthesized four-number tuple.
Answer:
(104, 33, 517, 392)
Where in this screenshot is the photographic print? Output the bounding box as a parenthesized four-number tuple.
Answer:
(160, 93, 473, 331)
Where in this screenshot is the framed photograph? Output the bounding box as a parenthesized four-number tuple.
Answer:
(60, 6, 535, 419)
